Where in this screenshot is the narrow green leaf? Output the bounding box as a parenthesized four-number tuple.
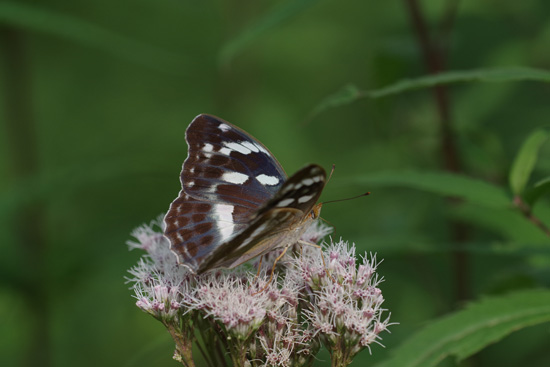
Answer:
(524, 176, 550, 206)
(0, 2, 185, 75)
(309, 67, 550, 118)
(509, 129, 550, 195)
(369, 67, 550, 98)
(219, 0, 320, 66)
(306, 84, 363, 120)
(375, 289, 550, 367)
(352, 171, 510, 208)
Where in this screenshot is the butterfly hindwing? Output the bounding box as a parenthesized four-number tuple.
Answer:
(164, 192, 246, 271)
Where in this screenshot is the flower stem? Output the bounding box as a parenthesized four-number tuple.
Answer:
(165, 322, 195, 367)
(330, 340, 353, 367)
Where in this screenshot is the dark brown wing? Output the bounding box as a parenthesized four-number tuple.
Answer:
(196, 164, 326, 273)
(164, 114, 287, 272)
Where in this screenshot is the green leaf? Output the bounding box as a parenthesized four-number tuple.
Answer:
(309, 67, 550, 118)
(306, 84, 363, 120)
(0, 2, 185, 75)
(374, 289, 550, 367)
(352, 171, 510, 208)
(219, 0, 320, 66)
(449, 204, 550, 243)
(524, 176, 550, 206)
(369, 67, 550, 98)
(509, 129, 550, 196)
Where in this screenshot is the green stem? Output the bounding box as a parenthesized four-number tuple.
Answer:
(330, 339, 353, 367)
(513, 196, 550, 237)
(165, 322, 195, 367)
(228, 340, 248, 367)
(404, 0, 471, 304)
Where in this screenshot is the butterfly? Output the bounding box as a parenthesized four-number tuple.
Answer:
(163, 114, 326, 274)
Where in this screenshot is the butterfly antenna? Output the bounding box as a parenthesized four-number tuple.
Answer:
(323, 191, 370, 205)
(327, 164, 336, 185)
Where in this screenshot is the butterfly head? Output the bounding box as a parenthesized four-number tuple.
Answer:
(310, 203, 323, 220)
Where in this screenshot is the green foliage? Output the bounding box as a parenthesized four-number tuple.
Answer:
(0, 1, 184, 73)
(352, 171, 510, 208)
(509, 129, 550, 196)
(375, 290, 550, 367)
(219, 0, 321, 66)
(524, 176, 550, 206)
(309, 67, 550, 119)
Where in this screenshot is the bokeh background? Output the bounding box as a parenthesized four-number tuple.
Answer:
(2, 1, 550, 366)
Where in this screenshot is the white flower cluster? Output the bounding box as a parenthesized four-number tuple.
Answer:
(126, 216, 392, 367)
(294, 242, 391, 360)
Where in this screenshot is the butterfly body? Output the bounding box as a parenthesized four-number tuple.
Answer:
(164, 114, 326, 274)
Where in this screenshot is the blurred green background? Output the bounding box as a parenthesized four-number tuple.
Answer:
(2, 0, 550, 366)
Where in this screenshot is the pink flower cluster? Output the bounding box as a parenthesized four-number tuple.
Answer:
(127, 216, 393, 367)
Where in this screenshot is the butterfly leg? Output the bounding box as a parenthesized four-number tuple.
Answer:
(252, 247, 288, 295)
(298, 240, 337, 283)
(247, 256, 264, 291)
(255, 255, 264, 279)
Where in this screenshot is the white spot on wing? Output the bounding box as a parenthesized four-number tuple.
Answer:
(218, 123, 231, 132)
(250, 223, 268, 239)
(225, 142, 251, 155)
(238, 235, 254, 248)
(241, 141, 259, 152)
(276, 198, 295, 207)
(302, 178, 314, 186)
(214, 204, 235, 241)
(219, 142, 252, 156)
(254, 143, 269, 154)
(235, 223, 267, 250)
(298, 194, 314, 203)
(222, 171, 249, 184)
(203, 143, 214, 152)
(256, 174, 280, 186)
(281, 183, 294, 194)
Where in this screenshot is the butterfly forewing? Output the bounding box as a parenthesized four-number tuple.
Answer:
(183, 114, 286, 211)
(255, 164, 326, 218)
(164, 114, 326, 274)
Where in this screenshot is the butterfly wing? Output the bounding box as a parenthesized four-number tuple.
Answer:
(255, 164, 326, 217)
(183, 114, 286, 209)
(164, 114, 287, 272)
(197, 164, 326, 273)
(197, 207, 304, 272)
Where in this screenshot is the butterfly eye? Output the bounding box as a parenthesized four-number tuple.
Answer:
(310, 210, 317, 219)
